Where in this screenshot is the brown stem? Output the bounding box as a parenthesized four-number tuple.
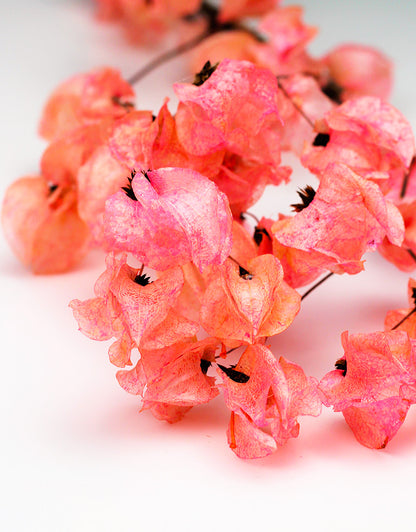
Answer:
(241, 211, 260, 224)
(407, 248, 416, 263)
(127, 1, 266, 86)
(127, 29, 211, 85)
(400, 155, 415, 199)
(391, 307, 416, 330)
(277, 78, 315, 129)
(301, 272, 334, 300)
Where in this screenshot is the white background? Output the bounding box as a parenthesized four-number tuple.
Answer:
(1, 1, 416, 530)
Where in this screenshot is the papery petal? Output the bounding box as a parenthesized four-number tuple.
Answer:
(343, 398, 410, 449)
(273, 163, 404, 274)
(2, 176, 90, 274)
(227, 411, 277, 459)
(39, 67, 135, 140)
(324, 44, 393, 101)
(104, 167, 233, 271)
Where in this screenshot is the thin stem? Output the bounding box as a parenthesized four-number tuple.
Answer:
(127, 29, 210, 85)
(242, 211, 260, 224)
(400, 155, 415, 199)
(301, 272, 334, 300)
(407, 248, 416, 263)
(391, 307, 416, 330)
(277, 78, 315, 129)
(126, 0, 266, 86)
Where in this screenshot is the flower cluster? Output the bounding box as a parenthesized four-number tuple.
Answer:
(3, 0, 416, 458)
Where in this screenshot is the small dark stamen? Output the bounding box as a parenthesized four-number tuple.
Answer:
(411, 287, 416, 306)
(122, 170, 137, 200)
(239, 265, 253, 280)
(335, 358, 347, 376)
(200, 359, 211, 375)
(400, 156, 415, 199)
(253, 227, 271, 246)
(193, 60, 219, 86)
(141, 169, 151, 182)
(112, 95, 134, 111)
(229, 256, 253, 279)
(217, 364, 250, 383)
(134, 273, 152, 286)
(322, 79, 343, 104)
(152, 114, 157, 121)
(291, 185, 316, 212)
(48, 183, 58, 194)
(312, 133, 330, 147)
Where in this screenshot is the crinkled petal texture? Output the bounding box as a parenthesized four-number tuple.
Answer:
(323, 44, 393, 101)
(378, 201, 416, 272)
(117, 338, 219, 423)
(302, 97, 415, 193)
(174, 59, 284, 167)
(272, 163, 404, 275)
(39, 67, 135, 141)
(218, 345, 321, 458)
(277, 74, 335, 155)
(2, 176, 89, 274)
(319, 330, 416, 448)
(104, 167, 233, 271)
(200, 255, 301, 343)
(70, 253, 194, 367)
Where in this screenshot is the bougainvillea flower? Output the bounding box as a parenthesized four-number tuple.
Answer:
(319, 330, 416, 448)
(322, 44, 393, 102)
(39, 67, 135, 141)
(272, 163, 404, 275)
(378, 200, 416, 272)
(174, 59, 285, 167)
(252, 6, 321, 77)
(302, 97, 415, 193)
(117, 338, 219, 423)
(217, 344, 321, 458)
(104, 167, 233, 271)
(277, 74, 334, 154)
(384, 278, 416, 337)
(200, 254, 300, 343)
(2, 176, 89, 274)
(70, 253, 193, 367)
(259, 7, 317, 62)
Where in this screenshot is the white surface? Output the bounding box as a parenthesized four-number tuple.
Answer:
(1, 1, 416, 531)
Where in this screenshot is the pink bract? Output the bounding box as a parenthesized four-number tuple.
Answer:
(272, 163, 404, 275)
(319, 330, 416, 448)
(70, 253, 193, 367)
(200, 254, 301, 343)
(218, 344, 321, 458)
(104, 167, 233, 272)
(2, 176, 89, 274)
(39, 67, 135, 141)
(174, 59, 285, 166)
(323, 44, 393, 101)
(302, 97, 415, 194)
